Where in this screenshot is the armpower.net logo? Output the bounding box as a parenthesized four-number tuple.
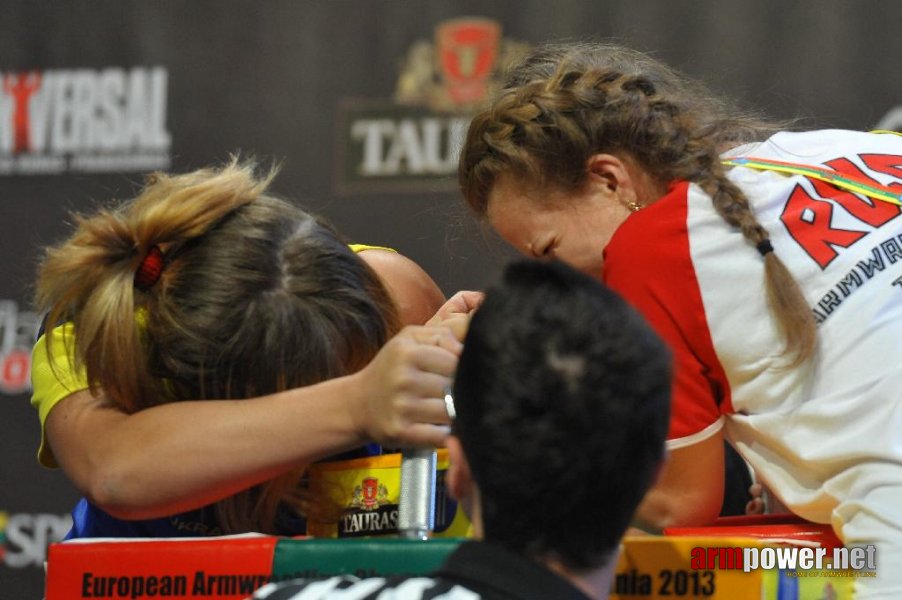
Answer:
(692, 544, 877, 575)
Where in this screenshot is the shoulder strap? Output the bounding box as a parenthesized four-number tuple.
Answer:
(722, 155, 902, 207)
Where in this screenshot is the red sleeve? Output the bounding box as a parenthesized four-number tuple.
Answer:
(603, 181, 732, 445)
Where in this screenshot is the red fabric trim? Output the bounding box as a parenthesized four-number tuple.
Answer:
(603, 181, 733, 442)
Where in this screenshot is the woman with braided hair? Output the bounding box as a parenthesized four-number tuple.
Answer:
(31, 159, 470, 539)
(459, 41, 902, 597)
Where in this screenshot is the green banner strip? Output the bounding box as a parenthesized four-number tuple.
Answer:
(271, 537, 464, 582)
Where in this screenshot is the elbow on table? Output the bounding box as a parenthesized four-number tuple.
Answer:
(635, 485, 723, 532)
(81, 465, 157, 520)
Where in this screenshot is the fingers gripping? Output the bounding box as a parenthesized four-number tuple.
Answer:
(365, 325, 460, 447)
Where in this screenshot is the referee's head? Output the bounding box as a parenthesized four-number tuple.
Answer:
(448, 258, 671, 571)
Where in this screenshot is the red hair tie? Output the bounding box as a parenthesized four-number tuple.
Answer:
(134, 245, 165, 291)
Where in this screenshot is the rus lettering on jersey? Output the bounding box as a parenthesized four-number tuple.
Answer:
(781, 154, 902, 269)
(0, 67, 170, 156)
(781, 183, 866, 269)
(351, 116, 469, 176)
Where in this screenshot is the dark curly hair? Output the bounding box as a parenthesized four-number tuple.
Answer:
(452, 258, 671, 570)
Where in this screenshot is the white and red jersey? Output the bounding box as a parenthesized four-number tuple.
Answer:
(604, 129, 902, 525)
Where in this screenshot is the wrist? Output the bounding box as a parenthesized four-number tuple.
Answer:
(333, 371, 371, 447)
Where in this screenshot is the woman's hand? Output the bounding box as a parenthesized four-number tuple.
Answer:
(426, 291, 484, 341)
(44, 324, 460, 519)
(428, 291, 484, 323)
(745, 483, 766, 516)
(350, 290, 482, 448)
(351, 325, 461, 448)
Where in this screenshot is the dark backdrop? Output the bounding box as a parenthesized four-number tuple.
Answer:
(1, 1, 899, 596)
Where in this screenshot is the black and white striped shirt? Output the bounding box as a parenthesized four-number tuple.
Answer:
(252, 575, 480, 599)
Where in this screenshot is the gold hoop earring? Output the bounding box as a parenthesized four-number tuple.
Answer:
(625, 200, 643, 213)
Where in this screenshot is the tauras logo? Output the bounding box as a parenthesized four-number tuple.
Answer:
(335, 18, 529, 195)
(338, 476, 398, 537)
(339, 505, 399, 538)
(349, 109, 471, 179)
(0, 67, 171, 175)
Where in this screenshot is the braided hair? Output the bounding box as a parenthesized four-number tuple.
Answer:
(459, 42, 815, 365)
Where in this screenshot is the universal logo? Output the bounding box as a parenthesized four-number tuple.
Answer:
(335, 17, 529, 194)
(0, 67, 171, 176)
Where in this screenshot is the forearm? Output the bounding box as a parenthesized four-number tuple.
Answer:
(46, 324, 458, 521)
(631, 433, 726, 531)
(48, 375, 368, 520)
(632, 484, 720, 532)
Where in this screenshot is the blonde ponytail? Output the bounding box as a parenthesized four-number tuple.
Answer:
(35, 159, 274, 412)
(36, 158, 396, 534)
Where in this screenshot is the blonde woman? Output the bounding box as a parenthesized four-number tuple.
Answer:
(33, 160, 466, 538)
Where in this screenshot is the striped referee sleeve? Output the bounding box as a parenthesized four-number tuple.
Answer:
(251, 576, 480, 599)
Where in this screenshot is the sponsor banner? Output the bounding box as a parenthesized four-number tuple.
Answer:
(0, 300, 41, 396)
(334, 17, 529, 195)
(336, 101, 471, 195)
(47, 536, 459, 599)
(271, 538, 460, 582)
(0, 67, 171, 176)
(1, 510, 72, 570)
(43, 532, 860, 599)
(616, 536, 856, 599)
(616, 536, 765, 599)
(45, 536, 278, 600)
(305, 450, 471, 540)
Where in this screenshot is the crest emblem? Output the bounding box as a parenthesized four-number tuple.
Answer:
(350, 477, 390, 511)
(436, 18, 500, 105)
(394, 17, 529, 113)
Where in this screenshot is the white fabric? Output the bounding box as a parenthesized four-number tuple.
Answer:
(688, 130, 902, 597)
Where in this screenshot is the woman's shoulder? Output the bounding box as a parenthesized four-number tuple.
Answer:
(725, 129, 902, 162)
(354, 246, 446, 326)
